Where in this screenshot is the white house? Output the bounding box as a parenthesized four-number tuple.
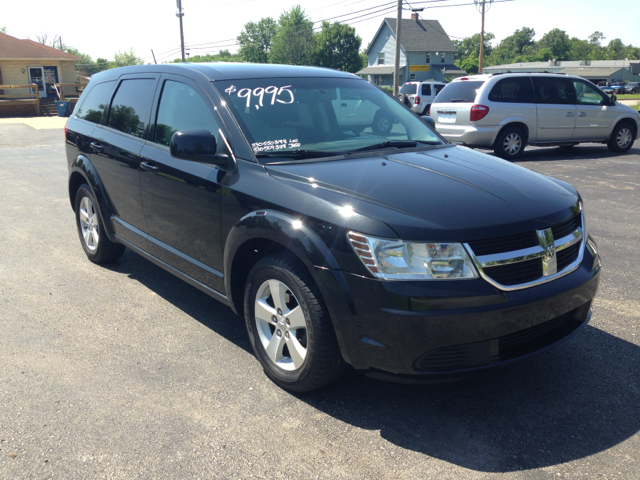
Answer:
(357, 15, 464, 86)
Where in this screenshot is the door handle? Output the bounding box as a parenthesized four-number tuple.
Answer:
(90, 142, 103, 152)
(140, 161, 159, 173)
(566, 112, 575, 117)
(577, 112, 587, 117)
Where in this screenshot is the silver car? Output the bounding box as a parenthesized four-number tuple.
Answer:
(398, 81, 446, 116)
(432, 73, 640, 159)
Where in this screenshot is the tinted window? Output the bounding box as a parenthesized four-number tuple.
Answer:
(76, 81, 114, 124)
(488, 77, 534, 103)
(400, 83, 417, 95)
(532, 77, 576, 105)
(573, 80, 608, 105)
(434, 84, 445, 95)
(421, 84, 431, 96)
(434, 81, 484, 103)
(154, 81, 219, 147)
(107, 79, 155, 138)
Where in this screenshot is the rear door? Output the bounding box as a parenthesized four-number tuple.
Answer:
(89, 74, 159, 246)
(432, 80, 485, 126)
(572, 79, 617, 141)
(532, 76, 576, 142)
(138, 74, 226, 292)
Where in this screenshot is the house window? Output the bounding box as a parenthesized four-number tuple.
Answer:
(378, 53, 385, 65)
(441, 53, 446, 64)
(409, 73, 416, 81)
(426, 53, 431, 64)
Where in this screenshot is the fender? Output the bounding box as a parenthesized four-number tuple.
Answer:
(223, 210, 363, 367)
(69, 155, 118, 242)
(497, 116, 534, 143)
(606, 113, 639, 141)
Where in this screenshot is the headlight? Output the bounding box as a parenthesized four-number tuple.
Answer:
(347, 232, 478, 281)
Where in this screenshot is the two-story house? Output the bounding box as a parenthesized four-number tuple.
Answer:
(357, 14, 465, 86)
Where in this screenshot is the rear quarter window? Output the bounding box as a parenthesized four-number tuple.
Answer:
(434, 81, 485, 103)
(75, 81, 115, 124)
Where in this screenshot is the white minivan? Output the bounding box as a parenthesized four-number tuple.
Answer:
(431, 73, 640, 159)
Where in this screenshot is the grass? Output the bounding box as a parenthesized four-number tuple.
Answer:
(616, 93, 640, 99)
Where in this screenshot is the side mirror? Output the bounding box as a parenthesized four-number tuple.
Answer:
(170, 130, 234, 171)
(421, 115, 435, 128)
(610, 93, 617, 104)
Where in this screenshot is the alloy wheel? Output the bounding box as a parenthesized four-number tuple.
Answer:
(377, 116, 390, 132)
(617, 127, 632, 149)
(79, 196, 99, 251)
(503, 133, 522, 156)
(254, 279, 308, 371)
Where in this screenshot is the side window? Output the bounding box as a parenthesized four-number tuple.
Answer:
(76, 81, 114, 124)
(421, 84, 431, 96)
(154, 80, 219, 147)
(488, 77, 534, 103)
(573, 80, 608, 105)
(532, 77, 576, 105)
(378, 53, 385, 65)
(434, 84, 445, 95)
(426, 53, 431, 64)
(107, 79, 156, 138)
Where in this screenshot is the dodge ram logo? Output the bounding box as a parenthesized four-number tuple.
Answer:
(546, 244, 555, 258)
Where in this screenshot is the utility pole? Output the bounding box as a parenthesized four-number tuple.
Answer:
(176, 0, 186, 62)
(151, 49, 157, 64)
(479, 0, 485, 73)
(393, 0, 402, 96)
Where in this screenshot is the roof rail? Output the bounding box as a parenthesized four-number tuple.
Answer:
(488, 71, 567, 76)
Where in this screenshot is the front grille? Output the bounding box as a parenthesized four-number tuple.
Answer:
(556, 242, 580, 271)
(551, 215, 581, 239)
(467, 231, 538, 256)
(414, 309, 581, 372)
(482, 258, 542, 286)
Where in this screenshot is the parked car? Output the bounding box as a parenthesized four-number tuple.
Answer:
(66, 64, 601, 392)
(397, 81, 446, 115)
(431, 73, 639, 159)
(624, 82, 640, 94)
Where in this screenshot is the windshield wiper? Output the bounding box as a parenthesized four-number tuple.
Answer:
(349, 140, 438, 153)
(449, 98, 468, 103)
(256, 149, 345, 159)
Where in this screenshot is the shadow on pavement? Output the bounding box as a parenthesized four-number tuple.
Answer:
(106, 239, 639, 473)
(476, 141, 640, 163)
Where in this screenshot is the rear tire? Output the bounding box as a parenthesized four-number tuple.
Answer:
(607, 122, 635, 153)
(372, 111, 393, 136)
(493, 126, 526, 160)
(244, 254, 345, 392)
(74, 184, 125, 263)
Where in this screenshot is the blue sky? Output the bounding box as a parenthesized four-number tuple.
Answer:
(3, 0, 638, 63)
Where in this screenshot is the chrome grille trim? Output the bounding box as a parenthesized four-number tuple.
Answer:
(465, 213, 585, 291)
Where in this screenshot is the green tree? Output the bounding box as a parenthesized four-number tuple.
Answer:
(237, 17, 278, 63)
(488, 27, 536, 65)
(111, 49, 144, 68)
(538, 28, 570, 60)
(270, 5, 316, 66)
(453, 32, 494, 74)
(588, 31, 606, 47)
(568, 37, 592, 60)
(314, 21, 362, 72)
(0, 27, 6, 34)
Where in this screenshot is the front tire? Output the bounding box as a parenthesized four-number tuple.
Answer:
(494, 126, 526, 160)
(74, 184, 125, 263)
(607, 122, 635, 153)
(372, 111, 393, 136)
(244, 254, 345, 392)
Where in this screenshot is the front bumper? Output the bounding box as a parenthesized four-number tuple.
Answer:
(434, 123, 500, 148)
(323, 239, 600, 378)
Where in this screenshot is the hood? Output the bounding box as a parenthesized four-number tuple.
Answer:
(264, 145, 579, 241)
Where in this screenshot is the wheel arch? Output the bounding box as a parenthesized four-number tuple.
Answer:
(609, 117, 638, 141)
(496, 121, 530, 145)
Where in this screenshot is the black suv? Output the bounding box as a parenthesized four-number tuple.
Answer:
(65, 63, 601, 392)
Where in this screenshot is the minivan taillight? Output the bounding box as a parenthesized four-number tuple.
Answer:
(470, 104, 489, 122)
(415, 96, 420, 105)
(64, 121, 68, 138)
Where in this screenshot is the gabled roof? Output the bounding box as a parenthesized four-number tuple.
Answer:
(0, 33, 81, 61)
(366, 18, 457, 54)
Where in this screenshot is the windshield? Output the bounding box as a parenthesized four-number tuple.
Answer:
(214, 77, 443, 161)
(434, 81, 485, 103)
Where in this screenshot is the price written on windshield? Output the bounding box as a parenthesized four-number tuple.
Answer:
(224, 85, 295, 110)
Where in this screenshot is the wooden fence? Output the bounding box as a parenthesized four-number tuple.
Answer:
(0, 84, 40, 117)
(55, 83, 86, 101)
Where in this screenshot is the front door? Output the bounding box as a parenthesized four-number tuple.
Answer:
(532, 77, 576, 142)
(138, 75, 225, 292)
(43, 66, 59, 98)
(28, 67, 47, 98)
(571, 79, 617, 141)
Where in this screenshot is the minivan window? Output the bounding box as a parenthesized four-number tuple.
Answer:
(400, 83, 417, 95)
(421, 84, 431, 96)
(488, 77, 534, 103)
(434, 81, 484, 103)
(154, 80, 220, 147)
(215, 77, 443, 160)
(573, 80, 608, 105)
(107, 79, 156, 138)
(76, 81, 114, 124)
(532, 77, 576, 105)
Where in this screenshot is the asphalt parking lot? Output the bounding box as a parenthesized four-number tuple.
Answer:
(1, 121, 639, 479)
